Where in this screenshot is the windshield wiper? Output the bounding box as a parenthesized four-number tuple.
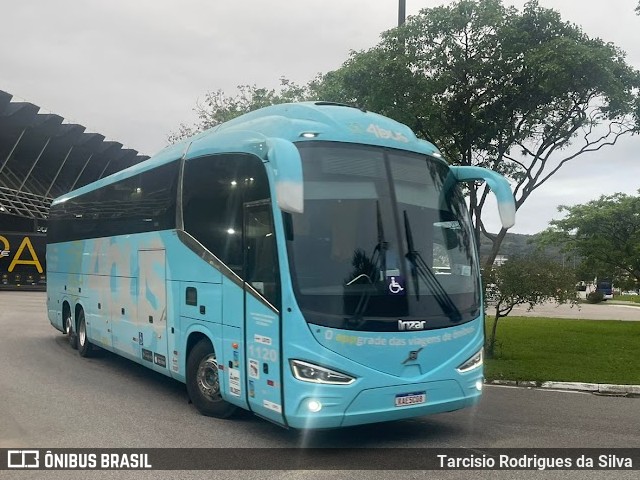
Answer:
(345, 201, 387, 325)
(371, 200, 388, 281)
(403, 210, 461, 322)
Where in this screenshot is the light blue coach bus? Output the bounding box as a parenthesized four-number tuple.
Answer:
(47, 102, 515, 429)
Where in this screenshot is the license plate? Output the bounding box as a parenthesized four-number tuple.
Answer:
(395, 392, 426, 407)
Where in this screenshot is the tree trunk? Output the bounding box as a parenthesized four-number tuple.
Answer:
(483, 227, 508, 270)
(486, 307, 502, 358)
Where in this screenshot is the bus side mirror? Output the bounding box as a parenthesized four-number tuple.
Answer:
(266, 138, 304, 214)
(449, 166, 516, 229)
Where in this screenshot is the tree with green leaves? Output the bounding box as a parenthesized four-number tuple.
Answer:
(168, 78, 315, 143)
(539, 191, 640, 284)
(171, 0, 640, 270)
(314, 0, 640, 267)
(484, 254, 577, 357)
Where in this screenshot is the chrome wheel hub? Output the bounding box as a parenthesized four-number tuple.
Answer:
(196, 354, 220, 401)
(79, 320, 86, 346)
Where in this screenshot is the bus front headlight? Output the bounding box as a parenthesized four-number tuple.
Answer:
(290, 360, 356, 385)
(456, 349, 483, 373)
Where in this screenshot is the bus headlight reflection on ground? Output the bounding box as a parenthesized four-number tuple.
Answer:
(290, 359, 355, 385)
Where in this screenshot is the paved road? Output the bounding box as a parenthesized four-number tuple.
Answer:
(498, 301, 640, 321)
(1, 291, 639, 479)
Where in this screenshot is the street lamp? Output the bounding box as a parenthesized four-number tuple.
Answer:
(398, 0, 406, 26)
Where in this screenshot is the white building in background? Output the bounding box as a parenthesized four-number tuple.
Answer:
(493, 255, 508, 266)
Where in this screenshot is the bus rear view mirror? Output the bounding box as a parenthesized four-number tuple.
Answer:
(267, 137, 304, 214)
(445, 228, 459, 250)
(449, 166, 516, 229)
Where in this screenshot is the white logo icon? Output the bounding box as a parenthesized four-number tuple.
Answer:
(389, 277, 404, 294)
(7, 450, 40, 468)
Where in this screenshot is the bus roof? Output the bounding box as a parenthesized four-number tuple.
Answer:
(52, 102, 444, 205)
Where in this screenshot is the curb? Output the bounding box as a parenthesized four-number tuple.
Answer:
(487, 380, 640, 396)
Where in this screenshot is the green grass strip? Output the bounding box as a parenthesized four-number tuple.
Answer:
(484, 317, 640, 385)
(615, 295, 640, 304)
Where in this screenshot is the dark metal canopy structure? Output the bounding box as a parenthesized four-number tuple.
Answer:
(0, 89, 150, 226)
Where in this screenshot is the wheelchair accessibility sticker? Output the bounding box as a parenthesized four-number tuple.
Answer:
(387, 276, 405, 295)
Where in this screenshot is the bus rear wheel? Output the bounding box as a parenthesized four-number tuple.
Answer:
(186, 339, 237, 418)
(77, 310, 93, 358)
(65, 310, 78, 350)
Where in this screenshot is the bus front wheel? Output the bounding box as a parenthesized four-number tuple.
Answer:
(186, 339, 237, 418)
(77, 310, 93, 358)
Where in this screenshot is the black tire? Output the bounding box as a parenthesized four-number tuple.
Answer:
(65, 309, 78, 350)
(186, 339, 237, 418)
(77, 310, 93, 358)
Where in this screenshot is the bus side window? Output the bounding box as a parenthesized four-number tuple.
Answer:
(182, 154, 270, 276)
(244, 202, 280, 309)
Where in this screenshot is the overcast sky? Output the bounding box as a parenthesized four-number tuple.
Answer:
(1, 0, 638, 234)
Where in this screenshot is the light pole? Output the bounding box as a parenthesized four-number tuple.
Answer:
(398, 0, 406, 27)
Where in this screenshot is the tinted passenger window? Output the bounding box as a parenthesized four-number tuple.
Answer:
(48, 161, 179, 243)
(245, 201, 280, 309)
(182, 154, 269, 274)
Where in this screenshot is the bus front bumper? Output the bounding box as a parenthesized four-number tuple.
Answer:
(285, 378, 482, 430)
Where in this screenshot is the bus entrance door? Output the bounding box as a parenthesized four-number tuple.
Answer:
(243, 201, 285, 425)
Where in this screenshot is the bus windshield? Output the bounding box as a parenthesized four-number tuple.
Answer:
(286, 142, 480, 332)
